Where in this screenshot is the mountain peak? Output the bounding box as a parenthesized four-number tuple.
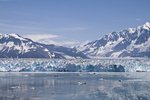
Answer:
(127, 28, 136, 33)
(78, 22, 150, 58)
(9, 33, 20, 37)
(142, 22, 150, 30)
(0, 33, 87, 59)
(9, 33, 27, 41)
(144, 21, 150, 27)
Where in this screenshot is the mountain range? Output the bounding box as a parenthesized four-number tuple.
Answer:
(78, 22, 150, 58)
(0, 33, 87, 59)
(0, 22, 150, 58)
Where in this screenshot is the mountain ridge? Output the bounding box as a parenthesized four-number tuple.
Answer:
(0, 22, 150, 58)
(77, 22, 150, 58)
(0, 33, 87, 59)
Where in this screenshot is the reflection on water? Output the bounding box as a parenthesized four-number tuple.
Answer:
(0, 72, 150, 100)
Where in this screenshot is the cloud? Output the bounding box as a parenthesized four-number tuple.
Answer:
(0, 21, 87, 35)
(80, 40, 91, 46)
(23, 33, 60, 41)
(38, 39, 80, 47)
(23, 33, 80, 47)
(59, 41, 80, 47)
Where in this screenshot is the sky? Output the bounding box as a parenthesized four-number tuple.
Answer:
(0, 0, 150, 46)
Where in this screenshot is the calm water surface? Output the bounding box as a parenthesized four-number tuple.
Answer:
(0, 72, 150, 100)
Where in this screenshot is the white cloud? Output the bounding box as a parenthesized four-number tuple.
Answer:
(38, 39, 80, 47)
(23, 33, 80, 47)
(23, 33, 60, 41)
(80, 40, 91, 46)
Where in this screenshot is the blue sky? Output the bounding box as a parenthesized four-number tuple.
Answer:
(0, 0, 150, 46)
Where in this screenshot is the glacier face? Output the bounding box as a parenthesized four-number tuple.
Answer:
(0, 58, 150, 72)
(78, 22, 150, 58)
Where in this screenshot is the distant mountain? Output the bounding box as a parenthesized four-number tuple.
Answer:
(1, 22, 150, 59)
(0, 33, 87, 59)
(77, 22, 150, 58)
(41, 44, 87, 59)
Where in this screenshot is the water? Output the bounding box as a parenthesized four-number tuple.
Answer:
(0, 72, 150, 100)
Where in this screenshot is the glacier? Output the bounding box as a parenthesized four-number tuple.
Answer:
(0, 58, 150, 72)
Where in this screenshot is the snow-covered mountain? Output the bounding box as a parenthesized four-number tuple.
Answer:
(78, 22, 150, 58)
(0, 33, 87, 59)
(1, 22, 150, 59)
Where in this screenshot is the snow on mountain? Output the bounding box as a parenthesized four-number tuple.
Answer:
(0, 33, 87, 59)
(77, 22, 150, 58)
(1, 22, 149, 59)
(0, 33, 55, 58)
(42, 44, 87, 59)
